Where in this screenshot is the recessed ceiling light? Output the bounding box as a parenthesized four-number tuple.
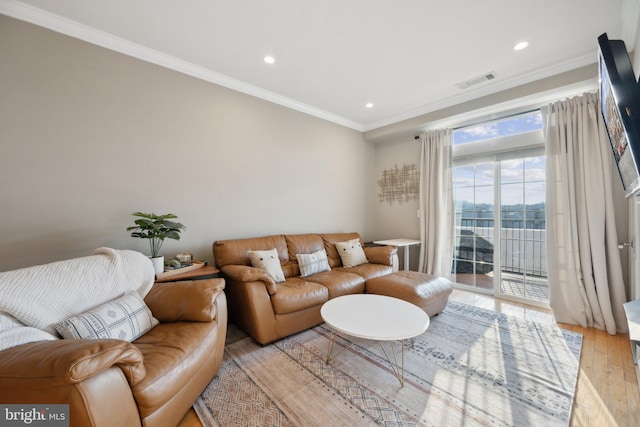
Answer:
(365, 102, 374, 108)
(513, 41, 529, 51)
(264, 56, 275, 64)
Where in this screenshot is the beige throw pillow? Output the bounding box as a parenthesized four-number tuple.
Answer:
(335, 239, 368, 268)
(296, 249, 331, 277)
(247, 248, 286, 283)
(55, 292, 159, 342)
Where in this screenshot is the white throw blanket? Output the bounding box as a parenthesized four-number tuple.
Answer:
(0, 247, 155, 351)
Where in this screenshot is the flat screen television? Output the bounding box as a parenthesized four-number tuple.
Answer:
(598, 33, 640, 198)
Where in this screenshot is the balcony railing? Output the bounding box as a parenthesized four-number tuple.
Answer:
(453, 224, 549, 302)
(454, 224, 547, 278)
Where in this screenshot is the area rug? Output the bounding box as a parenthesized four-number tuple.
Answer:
(194, 301, 582, 426)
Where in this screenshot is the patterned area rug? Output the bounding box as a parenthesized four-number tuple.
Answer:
(194, 301, 582, 426)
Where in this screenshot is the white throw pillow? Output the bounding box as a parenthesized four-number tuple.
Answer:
(55, 292, 159, 342)
(247, 248, 286, 283)
(335, 239, 368, 268)
(296, 249, 331, 277)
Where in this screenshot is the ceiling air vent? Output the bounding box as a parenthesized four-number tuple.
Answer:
(455, 72, 497, 90)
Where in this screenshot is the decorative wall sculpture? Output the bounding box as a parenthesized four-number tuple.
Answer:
(377, 163, 419, 204)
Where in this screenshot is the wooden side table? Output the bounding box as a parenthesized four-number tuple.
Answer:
(155, 265, 220, 283)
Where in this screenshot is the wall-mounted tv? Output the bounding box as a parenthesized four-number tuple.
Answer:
(598, 33, 640, 198)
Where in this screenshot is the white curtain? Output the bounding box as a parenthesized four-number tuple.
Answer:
(418, 129, 454, 277)
(543, 93, 627, 334)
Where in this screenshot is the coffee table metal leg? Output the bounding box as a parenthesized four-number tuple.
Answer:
(325, 329, 359, 364)
(379, 339, 406, 387)
(326, 332, 408, 387)
(325, 329, 337, 363)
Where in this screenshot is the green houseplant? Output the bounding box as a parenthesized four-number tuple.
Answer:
(126, 212, 186, 274)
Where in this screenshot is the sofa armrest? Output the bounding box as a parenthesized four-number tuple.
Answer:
(144, 278, 225, 322)
(221, 265, 277, 295)
(0, 339, 145, 388)
(364, 245, 398, 266)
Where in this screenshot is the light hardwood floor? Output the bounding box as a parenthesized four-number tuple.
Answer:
(178, 288, 640, 427)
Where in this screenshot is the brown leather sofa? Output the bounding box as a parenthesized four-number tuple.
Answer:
(213, 232, 398, 345)
(0, 266, 227, 427)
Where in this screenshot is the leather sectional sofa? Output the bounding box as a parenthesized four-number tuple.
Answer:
(213, 232, 398, 345)
(0, 249, 227, 427)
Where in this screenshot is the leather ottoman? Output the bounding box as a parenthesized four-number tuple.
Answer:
(365, 271, 453, 316)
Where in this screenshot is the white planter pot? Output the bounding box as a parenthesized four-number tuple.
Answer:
(150, 256, 164, 275)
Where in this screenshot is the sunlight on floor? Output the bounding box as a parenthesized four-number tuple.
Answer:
(572, 367, 618, 427)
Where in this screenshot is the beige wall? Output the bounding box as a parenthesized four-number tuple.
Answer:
(371, 141, 421, 270)
(0, 15, 376, 271)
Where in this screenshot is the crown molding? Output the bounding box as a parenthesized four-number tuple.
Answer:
(0, 0, 364, 132)
(362, 52, 596, 132)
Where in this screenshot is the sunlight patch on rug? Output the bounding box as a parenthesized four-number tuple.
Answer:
(194, 301, 582, 426)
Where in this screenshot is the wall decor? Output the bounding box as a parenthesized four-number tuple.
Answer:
(377, 163, 419, 204)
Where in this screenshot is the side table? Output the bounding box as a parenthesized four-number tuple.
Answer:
(155, 265, 220, 283)
(373, 238, 421, 271)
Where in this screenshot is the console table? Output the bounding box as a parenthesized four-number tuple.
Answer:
(373, 238, 421, 270)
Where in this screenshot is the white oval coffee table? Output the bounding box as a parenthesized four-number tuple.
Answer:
(320, 294, 430, 386)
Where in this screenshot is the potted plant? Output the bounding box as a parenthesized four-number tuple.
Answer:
(126, 212, 186, 274)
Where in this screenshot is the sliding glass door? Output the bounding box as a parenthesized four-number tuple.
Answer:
(451, 111, 548, 306)
(497, 156, 548, 303)
(452, 162, 495, 292)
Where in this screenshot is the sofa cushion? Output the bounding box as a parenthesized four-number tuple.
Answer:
(296, 249, 331, 277)
(270, 278, 328, 314)
(336, 263, 393, 281)
(285, 234, 325, 261)
(365, 271, 453, 316)
(213, 235, 288, 267)
(303, 270, 365, 298)
(247, 248, 286, 283)
(55, 292, 159, 342)
(335, 239, 368, 267)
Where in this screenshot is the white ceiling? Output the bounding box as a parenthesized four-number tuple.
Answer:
(1, 0, 638, 132)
